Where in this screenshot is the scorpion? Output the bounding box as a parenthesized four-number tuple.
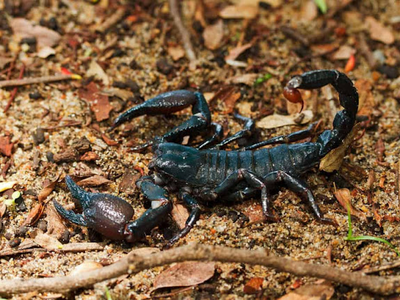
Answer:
(54, 69, 358, 247)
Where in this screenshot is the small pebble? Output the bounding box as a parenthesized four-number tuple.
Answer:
(125, 79, 140, 93)
(113, 81, 127, 89)
(156, 58, 173, 75)
(60, 230, 70, 243)
(46, 151, 55, 162)
(29, 91, 42, 100)
(377, 65, 399, 79)
(228, 211, 239, 222)
(4, 232, 13, 240)
(372, 50, 386, 65)
(15, 226, 28, 237)
(37, 220, 48, 232)
(32, 127, 45, 145)
(129, 59, 141, 70)
(48, 17, 60, 31)
(9, 238, 21, 248)
(111, 48, 125, 58)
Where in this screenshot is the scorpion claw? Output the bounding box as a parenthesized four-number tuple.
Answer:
(56, 176, 135, 241)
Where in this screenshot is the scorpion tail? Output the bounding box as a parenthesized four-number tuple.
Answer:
(285, 70, 359, 157)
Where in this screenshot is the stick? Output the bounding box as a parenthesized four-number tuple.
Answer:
(95, 7, 127, 33)
(1, 244, 400, 297)
(0, 74, 79, 89)
(4, 64, 25, 112)
(169, 0, 197, 68)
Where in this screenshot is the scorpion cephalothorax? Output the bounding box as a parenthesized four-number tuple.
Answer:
(54, 69, 358, 246)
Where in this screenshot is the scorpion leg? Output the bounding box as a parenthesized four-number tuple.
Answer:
(245, 122, 319, 150)
(125, 179, 172, 242)
(215, 112, 256, 148)
(262, 171, 337, 226)
(166, 190, 201, 247)
(197, 122, 224, 149)
(110, 90, 211, 146)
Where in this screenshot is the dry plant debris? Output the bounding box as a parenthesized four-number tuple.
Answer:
(0, 0, 399, 299)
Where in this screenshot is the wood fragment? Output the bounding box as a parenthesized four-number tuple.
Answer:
(169, 0, 197, 68)
(4, 64, 25, 112)
(0, 74, 76, 89)
(95, 7, 127, 33)
(1, 244, 400, 296)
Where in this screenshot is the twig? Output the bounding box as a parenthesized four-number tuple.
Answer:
(0, 74, 78, 89)
(95, 7, 127, 33)
(169, 0, 197, 68)
(4, 64, 25, 112)
(1, 244, 400, 297)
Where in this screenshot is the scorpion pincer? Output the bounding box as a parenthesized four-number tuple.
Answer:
(54, 69, 358, 246)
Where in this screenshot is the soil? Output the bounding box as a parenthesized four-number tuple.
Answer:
(0, 0, 400, 299)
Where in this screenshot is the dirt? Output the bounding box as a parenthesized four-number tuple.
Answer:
(0, 0, 400, 299)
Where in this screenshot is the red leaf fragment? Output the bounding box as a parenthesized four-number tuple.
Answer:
(101, 134, 119, 146)
(38, 180, 57, 202)
(23, 203, 45, 226)
(77, 175, 111, 187)
(78, 82, 112, 122)
(153, 261, 215, 291)
(243, 277, 264, 294)
(344, 54, 355, 73)
(80, 151, 100, 162)
(0, 136, 13, 157)
(118, 168, 141, 195)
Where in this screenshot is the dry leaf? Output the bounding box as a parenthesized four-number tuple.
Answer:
(167, 45, 185, 61)
(45, 204, 67, 239)
(119, 168, 141, 195)
(220, 5, 258, 19)
(0, 181, 17, 192)
(0, 57, 13, 70)
(0, 202, 6, 218)
(78, 82, 113, 122)
(69, 261, 103, 276)
(256, 110, 313, 129)
(101, 88, 133, 101)
(244, 277, 264, 294)
(38, 180, 57, 202)
(227, 73, 259, 86)
(80, 151, 100, 162)
(86, 60, 110, 86)
(77, 175, 111, 187)
(234, 200, 265, 225)
(355, 79, 375, 117)
(101, 134, 119, 146)
(225, 43, 252, 62)
(278, 282, 334, 300)
(366, 16, 394, 44)
(223, 91, 241, 114)
(332, 45, 356, 60)
(171, 204, 189, 230)
(23, 202, 45, 226)
(36, 46, 56, 58)
(10, 18, 61, 49)
(34, 233, 62, 251)
(203, 20, 224, 50)
(153, 261, 215, 291)
(0, 136, 13, 157)
(334, 188, 365, 220)
(319, 123, 361, 172)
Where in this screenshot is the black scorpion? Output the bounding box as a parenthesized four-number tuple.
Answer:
(54, 69, 359, 246)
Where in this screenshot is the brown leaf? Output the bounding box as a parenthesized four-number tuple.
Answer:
(332, 45, 356, 60)
(203, 19, 224, 50)
(366, 16, 394, 44)
(23, 202, 45, 226)
(118, 168, 141, 195)
(80, 151, 100, 162)
(244, 277, 264, 294)
(235, 200, 266, 225)
(219, 5, 258, 19)
(227, 73, 259, 86)
(0, 202, 6, 218)
(0, 136, 13, 157)
(167, 45, 185, 61)
(69, 261, 103, 276)
(278, 282, 334, 300)
(334, 188, 365, 220)
(34, 233, 62, 251)
(86, 60, 110, 85)
(319, 123, 361, 172)
(77, 175, 111, 187)
(10, 18, 61, 49)
(257, 111, 313, 129)
(38, 180, 57, 202)
(78, 82, 113, 122)
(101, 134, 119, 146)
(355, 79, 375, 117)
(171, 204, 189, 230)
(101, 88, 133, 101)
(45, 204, 67, 239)
(225, 43, 252, 62)
(223, 92, 241, 114)
(153, 261, 215, 291)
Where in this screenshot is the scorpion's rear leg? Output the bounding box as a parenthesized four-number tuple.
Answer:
(110, 90, 211, 149)
(166, 191, 201, 248)
(126, 180, 172, 242)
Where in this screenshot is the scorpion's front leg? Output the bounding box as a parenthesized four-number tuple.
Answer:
(110, 90, 211, 149)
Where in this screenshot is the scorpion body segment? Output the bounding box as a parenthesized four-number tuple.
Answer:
(54, 69, 359, 246)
